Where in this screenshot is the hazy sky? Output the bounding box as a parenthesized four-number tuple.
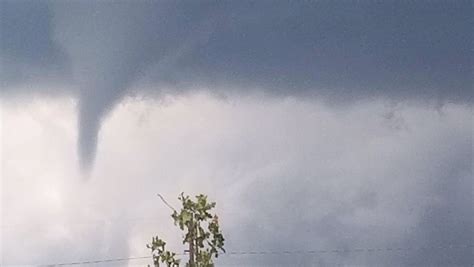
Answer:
(1, 1, 472, 266)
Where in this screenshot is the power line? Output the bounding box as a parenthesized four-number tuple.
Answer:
(37, 256, 151, 266)
(224, 244, 473, 255)
(32, 244, 473, 267)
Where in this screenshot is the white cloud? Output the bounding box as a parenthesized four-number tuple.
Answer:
(1, 93, 471, 266)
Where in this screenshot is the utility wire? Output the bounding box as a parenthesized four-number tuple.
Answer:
(33, 244, 473, 267)
(37, 256, 151, 266)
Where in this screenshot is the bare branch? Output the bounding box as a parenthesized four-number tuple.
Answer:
(157, 194, 177, 212)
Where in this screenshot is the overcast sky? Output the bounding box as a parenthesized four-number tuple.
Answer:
(1, 1, 472, 266)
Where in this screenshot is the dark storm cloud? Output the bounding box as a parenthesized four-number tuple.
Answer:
(0, 0, 69, 90)
(401, 135, 473, 266)
(216, 104, 473, 266)
(1, 1, 471, 169)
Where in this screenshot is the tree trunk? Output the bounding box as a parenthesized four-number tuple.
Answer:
(188, 216, 195, 267)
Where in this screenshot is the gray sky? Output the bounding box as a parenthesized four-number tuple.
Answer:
(1, 1, 472, 266)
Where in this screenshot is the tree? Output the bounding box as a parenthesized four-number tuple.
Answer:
(147, 193, 225, 267)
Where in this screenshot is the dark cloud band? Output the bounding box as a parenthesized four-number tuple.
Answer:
(1, 1, 471, 170)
